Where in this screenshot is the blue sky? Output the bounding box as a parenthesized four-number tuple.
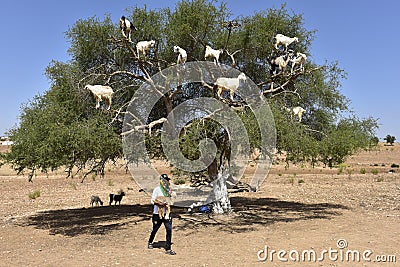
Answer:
(0, 0, 399, 140)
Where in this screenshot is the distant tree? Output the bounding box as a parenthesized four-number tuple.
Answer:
(384, 134, 396, 145)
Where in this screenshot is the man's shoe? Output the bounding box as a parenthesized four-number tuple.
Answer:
(165, 249, 176, 255)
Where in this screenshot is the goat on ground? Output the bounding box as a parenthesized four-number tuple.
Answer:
(173, 45, 187, 65)
(119, 16, 136, 42)
(136, 40, 156, 58)
(274, 34, 298, 50)
(215, 73, 247, 101)
(85, 84, 114, 110)
(290, 52, 307, 73)
(109, 190, 125, 205)
(205, 45, 223, 65)
(90, 195, 103, 206)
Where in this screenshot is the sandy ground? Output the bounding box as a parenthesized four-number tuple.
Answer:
(0, 143, 399, 266)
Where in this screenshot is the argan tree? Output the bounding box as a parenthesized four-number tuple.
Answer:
(384, 134, 396, 145)
(2, 0, 377, 212)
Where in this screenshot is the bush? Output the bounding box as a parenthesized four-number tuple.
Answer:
(360, 168, 366, 174)
(28, 190, 41, 199)
(174, 177, 186, 185)
(390, 163, 399, 168)
(371, 169, 379, 175)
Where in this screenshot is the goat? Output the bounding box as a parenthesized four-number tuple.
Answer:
(290, 52, 307, 73)
(119, 16, 136, 42)
(85, 84, 114, 110)
(154, 192, 176, 220)
(205, 45, 223, 65)
(90, 195, 103, 206)
(173, 45, 187, 65)
(274, 34, 298, 50)
(109, 190, 125, 205)
(286, 106, 306, 122)
(270, 53, 291, 74)
(215, 73, 247, 101)
(136, 40, 156, 58)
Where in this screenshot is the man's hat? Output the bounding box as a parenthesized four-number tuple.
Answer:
(160, 174, 170, 180)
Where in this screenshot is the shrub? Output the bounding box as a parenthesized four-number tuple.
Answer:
(390, 163, 399, 168)
(28, 190, 41, 199)
(371, 169, 379, 175)
(337, 163, 348, 175)
(174, 177, 186, 185)
(360, 168, 366, 174)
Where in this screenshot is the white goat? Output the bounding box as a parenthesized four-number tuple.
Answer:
(136, 40, 156, 58)
(286, 106, 306, 122)
(119, 16, 136, 42)
(271, 54, 291, 74)
(173, 45, 187, 65)
(274, 34, 299, 50)
(205, 45, 223, 65)
(85, 84, 114, 110)
(215, 73, 247, 101)
(290, 52, 307, 73)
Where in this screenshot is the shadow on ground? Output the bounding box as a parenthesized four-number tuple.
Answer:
(22, 197, 349, 236)
(175, 196, 349, 233)
(22, 204, 153, 237)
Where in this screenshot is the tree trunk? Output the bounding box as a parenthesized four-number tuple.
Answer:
(209, 165, 232, 213)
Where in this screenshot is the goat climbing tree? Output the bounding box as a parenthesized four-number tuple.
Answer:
(2, 1, 378, 212)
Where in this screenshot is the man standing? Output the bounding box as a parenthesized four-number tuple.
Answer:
(148, 174, 176, 255)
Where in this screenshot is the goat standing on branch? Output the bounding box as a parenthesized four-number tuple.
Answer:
(136, 40, 156, 58)
(85, 84, 114, 110)
(215, 73, 247, 101)
(286, 106, 306, 122)
(205, 45, 223, 65)
(173, 45, 187, 65)
(270, 53, 292, 74)
(119, 16, 136, 42)
(274, 33, 298, 50)
(290, 52, 307, 73)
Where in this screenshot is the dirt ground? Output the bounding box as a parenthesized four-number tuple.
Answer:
(0, 143, 399, 266)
